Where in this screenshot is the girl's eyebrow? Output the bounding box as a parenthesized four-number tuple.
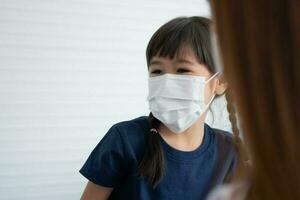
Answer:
(149, 60, 163, 66)
(176, 59, 194, 65)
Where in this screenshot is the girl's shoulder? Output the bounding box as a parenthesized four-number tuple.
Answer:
(108, 116, 150, 155)
(79, 116, 150, 187)
(207, 124, 235, 148)
(112, 116, 149, 131)
(206, 125, 238, 170)
(111, 116, 150, 140)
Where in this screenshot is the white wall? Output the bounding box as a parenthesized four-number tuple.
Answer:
(0, 1, 230, 199)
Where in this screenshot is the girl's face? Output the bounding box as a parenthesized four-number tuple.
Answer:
(148, 47, 222, 104)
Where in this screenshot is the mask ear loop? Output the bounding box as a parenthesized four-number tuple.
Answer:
(203, 72, 220, 110)
(205, 72, 220, 84)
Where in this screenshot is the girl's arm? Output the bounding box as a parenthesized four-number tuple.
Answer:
(80, 181, 113, 200)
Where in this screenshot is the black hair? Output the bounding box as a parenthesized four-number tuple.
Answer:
(139, 16, 241, 188)
(146, 16, 215, 73)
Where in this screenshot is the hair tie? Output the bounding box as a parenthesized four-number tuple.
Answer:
(150, 128, 158, 134)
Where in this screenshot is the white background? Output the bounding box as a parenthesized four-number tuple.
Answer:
(0, 0, 230, 199)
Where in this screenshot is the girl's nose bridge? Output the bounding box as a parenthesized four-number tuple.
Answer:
(164, 62, 177, 74)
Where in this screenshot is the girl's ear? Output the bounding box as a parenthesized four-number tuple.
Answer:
(215, 76, 228, 95)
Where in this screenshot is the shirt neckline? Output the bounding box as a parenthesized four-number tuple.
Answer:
(158, 123, 212, 162)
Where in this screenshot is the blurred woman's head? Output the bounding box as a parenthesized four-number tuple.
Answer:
(211, 0, 300, 199)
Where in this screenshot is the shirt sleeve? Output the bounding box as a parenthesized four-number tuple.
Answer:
(79, 125, 130, 187)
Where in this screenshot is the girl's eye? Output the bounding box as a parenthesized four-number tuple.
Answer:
(177, 68, 191, 74)
(150, 69, 162, 75)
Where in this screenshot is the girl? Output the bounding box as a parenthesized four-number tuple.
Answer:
(80, 16, 240, 200)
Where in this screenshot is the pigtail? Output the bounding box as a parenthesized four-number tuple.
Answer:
(225, 88, 242, 146)
(138, 113, 165, 188)
(225, 88, 249, 180)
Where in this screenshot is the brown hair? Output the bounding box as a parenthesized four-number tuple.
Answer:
(211, 0, 300, 199)
(139, 16, 241, 188)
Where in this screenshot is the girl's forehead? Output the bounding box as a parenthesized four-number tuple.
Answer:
(152, 47, 198, 62)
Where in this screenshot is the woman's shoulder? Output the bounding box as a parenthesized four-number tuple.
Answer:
(207, 182, 249, 200)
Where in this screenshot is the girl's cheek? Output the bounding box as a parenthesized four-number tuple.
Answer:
(203, 84, 210, 104)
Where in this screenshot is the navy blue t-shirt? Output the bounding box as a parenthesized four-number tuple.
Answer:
(80, 116, 238, 200)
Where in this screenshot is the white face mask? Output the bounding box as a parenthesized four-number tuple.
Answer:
(147, 73, 219, 133)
